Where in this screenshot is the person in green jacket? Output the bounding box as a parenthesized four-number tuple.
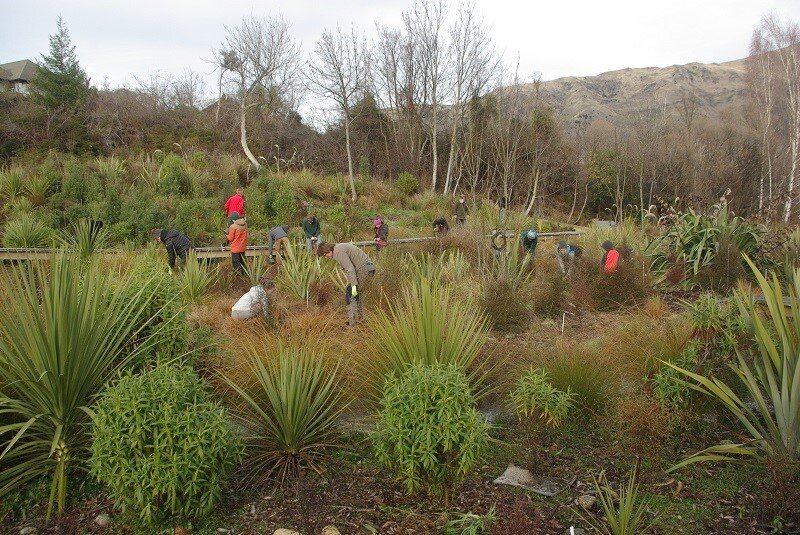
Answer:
(301, 214, 321, 253)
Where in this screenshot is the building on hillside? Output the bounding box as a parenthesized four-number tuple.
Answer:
(0, 59, 38, 95)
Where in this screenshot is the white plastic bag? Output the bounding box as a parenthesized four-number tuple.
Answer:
(231, 285, 269, 320)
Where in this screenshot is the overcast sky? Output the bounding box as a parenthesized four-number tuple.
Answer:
(3, 0, 800, 110)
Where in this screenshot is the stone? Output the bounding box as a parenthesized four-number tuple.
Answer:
(94, 514, 112, 527)
(566, 528, 586, 535)
(273, 530, 301, 535)
(493, 464, 572, 496)
(217, 529, 231, 534)
(19, 528, 37, 535)
(574, 495, 597, 509)
(321, 526, 341, 535)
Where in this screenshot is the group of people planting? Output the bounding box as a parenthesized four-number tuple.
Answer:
(151, 190, 621, 327)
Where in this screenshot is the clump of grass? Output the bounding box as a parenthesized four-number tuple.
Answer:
(480, 278, 530, 333)
(541, 342, 617, 416)
(2, 214, 53, 248)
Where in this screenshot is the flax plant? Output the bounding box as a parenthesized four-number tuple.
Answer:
(0, 254, 165, 517)
(178, 251, 217, 304)
(364, 276, 490, 398)
(221, 344, 346, 484)
(668, 257, 800, 469)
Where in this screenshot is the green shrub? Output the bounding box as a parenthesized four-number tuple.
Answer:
(2, 214, 53, 248)
(188, 150, 209, 170)
(373, 362, 488, 506)
(178, 252, 217, 305)
(480, 278, 530, 332)
(0, 254, 168, 516)
(175, 198, 220, 245)
(61, 157, 99, 204)
(272, 184, 298, 225)
(222, 344, 345, 483)
(160, 153, 191, 196)
(90, 365, 241, 526)
(118, 191, 169, 243)
(396, 171, 419, 196)
(544, 344, 615, 416)
(652, 341, 698, 411)
(510, 368, 575, 427)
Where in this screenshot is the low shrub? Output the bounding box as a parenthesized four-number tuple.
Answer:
(160, 153, 191, 196)
(510, 368, 575, 427)
(652, 341, 698, 412)
(572, 254, 651, 312)
(175, 198, 220, 246)
(530, 267, 568, 318)
(90, 365, 241, 526)
(373, 362, 489, 506)
(24, 173, 54, 206)
(396, 171, 419, 196)
(0, 166, 25, 200)
(178, 252, 217, 305)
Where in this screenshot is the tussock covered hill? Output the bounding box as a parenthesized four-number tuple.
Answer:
(515, 58, 748, 130)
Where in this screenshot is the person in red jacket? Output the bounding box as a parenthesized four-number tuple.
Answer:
(601, 241, 620, 273)
(227, 215, 249, 275)
(224, 188, 245, 221)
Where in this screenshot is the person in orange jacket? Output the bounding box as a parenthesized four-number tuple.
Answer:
(227, 215, 248, 275)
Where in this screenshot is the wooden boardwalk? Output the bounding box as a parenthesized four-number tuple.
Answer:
(0, 231, 582, 261)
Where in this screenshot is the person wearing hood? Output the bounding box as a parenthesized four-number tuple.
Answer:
(227, 215, 249, 275)
(520, 227, 538, 255)
(373, 217, 389, 250)
(224, 188, 245, 219)
(556, 241, 582, 276)
(152, 228, 193, 270)
(601, 241, 620, 273)
(268, 224, 290, 262)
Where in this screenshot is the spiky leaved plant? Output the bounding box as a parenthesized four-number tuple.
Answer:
(0, 254, 167, 517)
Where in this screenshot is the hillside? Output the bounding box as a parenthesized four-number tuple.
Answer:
(517, 58, 748, 130)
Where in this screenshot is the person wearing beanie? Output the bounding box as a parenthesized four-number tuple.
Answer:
(227, 215, 249, 275)
(318, 241, 375, 326)
(373, 216, 389, 250)
(452, 195, 468, 226)
(520, 227, 538, 255)
(601, 240, 620, 273)
(151, 228, 193, 270)
(556, 241, 582, 276)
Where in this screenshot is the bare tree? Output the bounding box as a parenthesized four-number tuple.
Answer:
(406, 0, 447, 191)
(218, 15, 299, 170)
(761, 16, 800, 222)
(308, 27, 368, 201)
(442, 2, 497, 195)
(748, 27, 777, 212)
(134, 71, 173, 111)
(172, 69, 206, 108)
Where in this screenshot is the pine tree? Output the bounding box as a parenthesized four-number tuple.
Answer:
(29, 16, 93, 150)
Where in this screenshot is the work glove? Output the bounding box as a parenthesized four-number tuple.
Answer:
(350, 285, 358, 298)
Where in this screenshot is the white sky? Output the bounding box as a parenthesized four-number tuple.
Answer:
(3, 0, 800, 118)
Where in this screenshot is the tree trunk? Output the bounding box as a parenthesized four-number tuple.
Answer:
(240, 105, 259, 169)
(430, 103, 439, 191)
(345, 117, 357, 202)
(443, 112, 460, 195)
(524, 167, 541, 216)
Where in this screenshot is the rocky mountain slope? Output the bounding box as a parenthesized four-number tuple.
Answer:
(516, 58, 748, 130)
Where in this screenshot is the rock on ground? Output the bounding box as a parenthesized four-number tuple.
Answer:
(19, 528, 37, 535)
(94, 513, 112, 527)
(574, 494, 597, 509)
(273, 530, 301, 535)
(321, 526, 341, 535)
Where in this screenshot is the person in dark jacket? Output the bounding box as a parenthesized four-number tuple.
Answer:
(433, 217, 449, 237)
(301, 214, 321, 253)
(268, 225, 290, 262)
(520, 228, 538, 255)
(152, 229, 193, 270)
(318, 241, 375, 326)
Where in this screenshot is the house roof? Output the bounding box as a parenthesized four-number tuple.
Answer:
(0, 59, 38, 82)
